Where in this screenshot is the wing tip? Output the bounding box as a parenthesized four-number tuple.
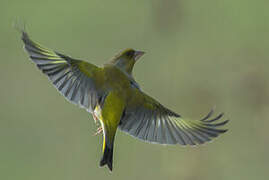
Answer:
(13, 18, 27, 34)
(180, 108, 229, 146)
(13, 19, 29, 43)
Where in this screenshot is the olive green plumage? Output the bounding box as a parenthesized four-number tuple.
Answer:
(21, 30, 228, 172)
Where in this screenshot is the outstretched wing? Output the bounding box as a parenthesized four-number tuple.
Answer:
(21, 31, 104, 112)
(119, 91, 228, 146)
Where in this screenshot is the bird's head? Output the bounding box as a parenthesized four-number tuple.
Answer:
(109, 48, 145, 75)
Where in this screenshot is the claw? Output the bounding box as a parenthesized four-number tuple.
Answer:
(93, 126, 103, 136)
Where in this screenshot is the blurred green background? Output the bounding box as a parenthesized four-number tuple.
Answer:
(1, 0, 269, 179)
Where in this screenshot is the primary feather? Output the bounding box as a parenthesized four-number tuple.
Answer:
(22, 31, 104, 112)
(119, 90, 228, 145)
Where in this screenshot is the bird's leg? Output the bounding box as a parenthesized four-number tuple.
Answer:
(93, 113, 99, 124)
(92, 113, 103, 136)
(94, 126, 103, 136)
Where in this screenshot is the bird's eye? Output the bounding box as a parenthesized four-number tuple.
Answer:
(130, 80, 140, 89)
(126, 50, 135, 58)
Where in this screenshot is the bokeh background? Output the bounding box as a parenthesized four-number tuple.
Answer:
(1, 0, 268, 179)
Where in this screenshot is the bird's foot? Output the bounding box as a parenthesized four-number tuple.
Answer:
(93, 126, 103, 136)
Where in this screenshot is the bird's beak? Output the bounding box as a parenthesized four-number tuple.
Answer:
(134, 51, 145, 61)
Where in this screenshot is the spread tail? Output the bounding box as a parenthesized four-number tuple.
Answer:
(100, 144, 114, 171)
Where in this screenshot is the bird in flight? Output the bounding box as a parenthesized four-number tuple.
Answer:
(21, 30, 228, 171)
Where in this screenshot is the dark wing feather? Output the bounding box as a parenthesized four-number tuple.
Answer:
(119, 91, 228, 146)
(22, 31, 104, 112)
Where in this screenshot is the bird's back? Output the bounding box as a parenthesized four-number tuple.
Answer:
(103, 64, 133, 97)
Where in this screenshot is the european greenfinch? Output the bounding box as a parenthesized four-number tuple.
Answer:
(21, 30, 228, 171)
